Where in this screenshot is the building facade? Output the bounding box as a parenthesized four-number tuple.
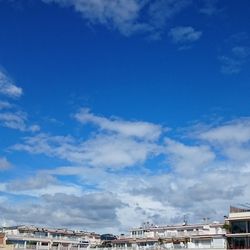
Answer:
(226, 206, 250, 249)
(0, 225, 101, 250)
(111, 222, 226, 249)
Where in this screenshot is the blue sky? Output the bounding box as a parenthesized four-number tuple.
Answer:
(0, 0, 250, 233)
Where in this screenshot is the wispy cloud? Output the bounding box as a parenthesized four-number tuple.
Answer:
(0, 69, 40, 132)
(12, 133, 160, 169)
(43, 0, 148, 36)
(0, 157, 12, 171)
(232, 46, 250, 59)
(12, 109, 164, 168)
(0, 111, 40, 132)
(219, 34, 250, 74)
(219, 46, 250, 74)
(199, 0, 221, 16)
(147, 0, 191, 34)
(0, 70, 22, 98)
(0, 111, 27, 131)
(219, 56, 242, 74)
(74, 108, 163, 141)
(42, 0, 191, 37)
(0, 101, 12, 110)
(168, 26, 202, 46)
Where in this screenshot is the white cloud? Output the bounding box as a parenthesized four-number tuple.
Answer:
(232, 46, 250, 58)
(13, 132, 160, 169)
(0, 157, 12, 170)
(0, 69, 40, 132)
(0, 111, 40, 132)
(168, 26, 202, 44)
(75, 134, 160, 168)
(4, 183, 83, 198)
(218, 56, 242, 74)
(0, 70, 23, 98)
(218, 35, 250, 74)
(42, 0, 191, 37)
(13, 110, 162, 168)
(74, 108, 163, 140)
(199, 0, 220, 16)
(0, 111, 27, 131)
(0, 101, 12, 110)
(195, 119, 250, 163)
(164, 138, 215, 175)
(12, 133, 78, 159)
(147, 0, 191, 31)
(7, 114, 250, 232)
(43, 0, 147, 36)
(198, 119, 250, 144)
(6, 173, 58, 192)
(29, 124, 41, 132)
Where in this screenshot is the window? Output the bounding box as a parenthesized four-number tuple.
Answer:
(231, 221, 247, 233)
(247, 221, 250, 233)
(231, 237, 247, 249)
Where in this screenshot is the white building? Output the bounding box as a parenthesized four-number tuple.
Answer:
(112, 222, 226, 249)
(0, 225, 101, 250)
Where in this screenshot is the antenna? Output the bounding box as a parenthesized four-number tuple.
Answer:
(203, 217, 210, 223)
(183, 214, 188, 225)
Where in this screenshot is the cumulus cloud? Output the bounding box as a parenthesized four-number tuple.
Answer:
(6, 113, 250, 231)
(168, 26, 202, 44)
(0, 70, 22, 98)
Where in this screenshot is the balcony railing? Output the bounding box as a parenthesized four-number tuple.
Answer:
(6, 234, 82, 244)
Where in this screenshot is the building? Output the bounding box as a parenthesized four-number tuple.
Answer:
(225, 206, 250, 249)
(0, 225, 101, 250)
(0, 232, 6, 246)
(112, 221, 226, 249)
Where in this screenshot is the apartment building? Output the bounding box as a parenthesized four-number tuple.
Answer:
(225, 206, 250, 249)
(0, 225, 101, 250)
(111, 222, 226, 249)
